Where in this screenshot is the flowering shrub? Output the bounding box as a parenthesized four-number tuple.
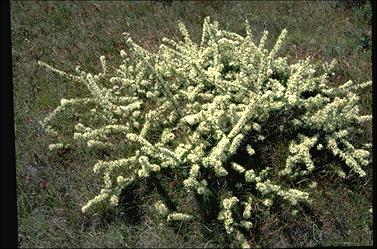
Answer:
(38, 17, 372, 247)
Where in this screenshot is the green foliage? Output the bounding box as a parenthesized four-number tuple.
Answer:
(333, 0, 368, 9)
(38, 17, 372, 248)
(358, 32, 371, 51)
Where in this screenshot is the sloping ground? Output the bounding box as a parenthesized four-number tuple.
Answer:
(12, 1, 372, 247)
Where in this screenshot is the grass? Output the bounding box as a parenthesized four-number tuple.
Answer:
(12, 0, 372, 247)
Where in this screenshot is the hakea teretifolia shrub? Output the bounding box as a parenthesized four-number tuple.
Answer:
(39, 17, 372, 248)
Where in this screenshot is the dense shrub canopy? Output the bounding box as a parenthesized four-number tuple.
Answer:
(39, 17, 372, 248)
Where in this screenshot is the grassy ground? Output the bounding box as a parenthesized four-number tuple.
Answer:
(12, 1, 372, 248)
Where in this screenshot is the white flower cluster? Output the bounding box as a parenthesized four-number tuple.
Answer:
(218, 195, 254, 248)
(281, 135, 318, 178)
(154, 200, 193, 222)
(39, 17, 372, 248)
(154, 200, 169, 217)
(218, 196, 239, 234)
(167, 212, 193, 222)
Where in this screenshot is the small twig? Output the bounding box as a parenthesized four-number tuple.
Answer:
(286, 6, 293, 31)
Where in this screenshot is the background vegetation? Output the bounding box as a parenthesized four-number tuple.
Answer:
(12, 0, 372, 247)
